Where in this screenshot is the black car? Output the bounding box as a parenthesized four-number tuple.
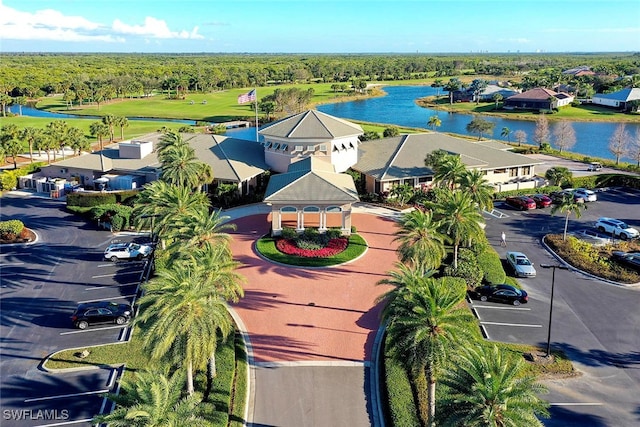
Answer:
(611, 251, 640, 271)
(472, 284, 528, 306)
(71, 301, 133, 329)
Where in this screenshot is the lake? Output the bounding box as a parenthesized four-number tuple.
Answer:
(317, 86, 640, 163)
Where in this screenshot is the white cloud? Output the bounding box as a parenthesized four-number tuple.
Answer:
(112, 17, 204, 39)
(0, 5, 204, 44)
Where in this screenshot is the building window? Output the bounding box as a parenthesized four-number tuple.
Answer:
(303, 206, 320, 213)
(509, 168, 518, 177)
(326, 206, 342, 213)
(522, 166, 531, 175)
(281, 206, 297, 213)
(493, 168, 507, 174)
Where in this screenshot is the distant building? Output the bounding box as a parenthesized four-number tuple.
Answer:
(562, 66, 596, 77)
(453, 84, 519, 103)
(591, 88, 640, 110)
(504, 88, 574, 110)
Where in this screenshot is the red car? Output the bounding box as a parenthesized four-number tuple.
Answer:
(531, 194, 552, 208)
(505, 196, 536, 210)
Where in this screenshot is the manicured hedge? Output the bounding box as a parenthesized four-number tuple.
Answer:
(595, 173, 640, 190)
(67, 192, 117, 207)
(0, 219, 25, 239)
(89, 204, 133, 231)
(493, 185, 561, 200)
(384, 344, 420, 427)
(476, 246, 507, 284)
(443, 248, 483, 288)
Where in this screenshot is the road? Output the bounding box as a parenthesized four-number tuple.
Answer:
(482, 187, 640, 427)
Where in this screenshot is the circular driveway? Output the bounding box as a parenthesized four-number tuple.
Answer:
(230, 213, 398, 363)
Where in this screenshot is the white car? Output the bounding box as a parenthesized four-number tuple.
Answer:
(104, 242, 152, 262)
(506, 251, 537, 278)
(573, 188, 597, 202)
(594, 218, 639, 240)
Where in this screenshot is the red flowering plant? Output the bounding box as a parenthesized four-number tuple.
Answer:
(275, 227, 348, 258)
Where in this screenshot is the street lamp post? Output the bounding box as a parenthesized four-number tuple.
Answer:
(540, 263, 568, 358)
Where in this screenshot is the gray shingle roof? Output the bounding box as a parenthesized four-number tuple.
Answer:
(506, 87, 557, 101)
(264, 157, 358, 203)
(355, 133, 540, 181)
(259, 110, 363, 139)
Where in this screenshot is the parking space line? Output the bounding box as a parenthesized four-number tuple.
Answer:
(35, 418, 95, 427)
(0, 262, 25, 266)
(77, 294, 136, 304)
(85, 282, 138, 290)
(480, 321, 542, 328)
(92, 271, 140, 279)
(60, 325, 128, 335)
(25, 389, 109, 402)
(472, 305, 531, 311)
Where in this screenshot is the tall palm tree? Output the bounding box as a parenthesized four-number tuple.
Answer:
(102, 114, 117, 142)
(501, 126, 511, 142)
(432, 189, 484, 268)
(393, 209, 446, 273)
(136, 263, 234, 396)
(381, 274, 474, 427)
(439, 344, 549, 427)
(159, 143, 211, 189)
(156, 131, 187, 160)
(133, 181, 210, 242)
(544, 166, 572, 187)
(167, 208, 237, 259)
(65, 126, 88, 156)
(116, 116, 129, 140)
(551, 194, 587, 240)
(458, 169, 495, 211)
(427, 115, 442, 131)
(433, 154, 466, 190)
(94, 369, 208, 427)
(45, 120, 69, 161)
(19, 127, 39, 163)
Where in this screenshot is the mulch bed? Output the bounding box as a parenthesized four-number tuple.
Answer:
(0, 228, 37, 244)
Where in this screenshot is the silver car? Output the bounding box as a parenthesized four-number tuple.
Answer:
(506, 251, 537, 278)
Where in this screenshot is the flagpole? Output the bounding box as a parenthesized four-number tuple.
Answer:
(254, 87, 259, 142)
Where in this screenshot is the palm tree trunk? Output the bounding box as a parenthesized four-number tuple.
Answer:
(187, 360, 195, 396)
(204, 352, 217, 401)
(427, 369, 436, 427)
(563, 213, 570, 241)
(453, 244, 459, 269)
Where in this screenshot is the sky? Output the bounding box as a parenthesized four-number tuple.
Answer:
(1, 0, 639, 53)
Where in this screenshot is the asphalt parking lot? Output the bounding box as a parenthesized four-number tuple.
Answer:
(0, 194, 148, 427)
(482, 186, 640, 427)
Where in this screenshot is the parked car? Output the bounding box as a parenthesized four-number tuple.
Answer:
(611, 251, 640, 271)
(550, 190, 584, 204)
(104, 242, 152, 262)
(587, 162, 602, 171)
(473, 284, 529, 306)
(569, 229, 612, 246)
(505, 196, 536, 210)
(572, 188, 597, 202)
(530, 194, 552, 208)
(71, 301, 133, 329)
(506, 251, 537, 277)
(594, 217, 639, 240)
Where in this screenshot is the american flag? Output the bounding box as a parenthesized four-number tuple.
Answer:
(237, 89, 257, 104)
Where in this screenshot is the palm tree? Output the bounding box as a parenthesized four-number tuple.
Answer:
(545, 166, 572, 187)
(381, 274, 474, 427)
(160, 143, 210, 189)
(116, 116, 129, 141)
(167, 208, 237, 259)
(89, 121, 109, 151)
(551, 194, 587, 240)
(427, 115, 442, 131)
(66, 126, 90, 155)
(94, 369, 208, 427)
(19, 127, 39, 163)
(393, 209, 446, 272)
(432, 154, 466, 190)
(45, 120, 69, 161)
(439, 344, 549, 427)
(133, 181, 210, 242)
(1, 138, 23, 169)
(102, 114, 117, 142)
(136, 263, 234, 396)
(501, 126, 511, 142)
(432, 189, 484, 268)
(458, 169, 494, 211)
(492, 92, 503, 110)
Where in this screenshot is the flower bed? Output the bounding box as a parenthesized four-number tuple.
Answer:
(276, 237, 348, 258)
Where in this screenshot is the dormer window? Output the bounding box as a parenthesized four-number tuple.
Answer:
(294, 145, 304, 152)
(272, 143, 280, 150)
(281, 144, 288, 151)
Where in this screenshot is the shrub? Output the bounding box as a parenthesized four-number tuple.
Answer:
(326, 228, 342, 239)
(351, 225, 357, 233)
(384, 344, 420, 427)
(443, 248, 483, 288)
(493, 185, 561, 200)
(0, 162, 45, 191)
(115, 190, 139, 205)
(571, 176, 598, 189)
(89, 204, 132, 231)
(280, 227, 298, 240)
(67, 192, 117, 207)
(476, 247, 507, 284)
(0, 219, 25, 240)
